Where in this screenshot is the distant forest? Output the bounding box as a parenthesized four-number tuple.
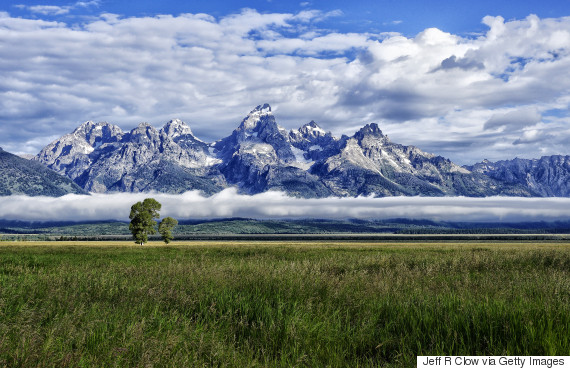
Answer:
(1, 218, 570, 241)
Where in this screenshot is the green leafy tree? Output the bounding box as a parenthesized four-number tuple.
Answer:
(158, 217, 178, 244)
(129, 198, 161, 245)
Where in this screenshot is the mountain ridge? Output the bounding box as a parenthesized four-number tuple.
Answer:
(0, 147, 87, 196)
(465, 155, 570, 197)
(29, 104, 569, 198)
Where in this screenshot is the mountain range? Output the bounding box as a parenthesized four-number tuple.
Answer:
(3, 103, 569, 198)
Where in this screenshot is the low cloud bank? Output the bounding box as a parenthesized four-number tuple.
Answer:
(1, 189, 570, 223)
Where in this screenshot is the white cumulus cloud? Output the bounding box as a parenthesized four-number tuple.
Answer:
(14, 0, 100, 16)
(0, 10, 569, 165)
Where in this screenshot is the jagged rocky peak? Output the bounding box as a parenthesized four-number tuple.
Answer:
(289, 119, 340, 157)
(72, 120, 98, 135)
(162, 119, 193, 139)
(131, 122, 157, 134)
(239, 103, 274, 131)
(355, 123, 385, 138)
(35, 121, 123, 169)
(298, 120, 327, 138)
(212, 103, 297, 168)
(354, 123, 390, 145)
(127, 122, 161, 146)
(255, 103, 272, 114)
(71, 121, 124, 146)
(134, 121, 153, 130)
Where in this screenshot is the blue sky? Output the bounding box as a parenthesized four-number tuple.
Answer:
(9, 0, 569, 36)
(1, 0, 570, 164)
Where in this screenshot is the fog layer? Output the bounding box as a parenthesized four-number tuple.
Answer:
(1, 189, 570, 223)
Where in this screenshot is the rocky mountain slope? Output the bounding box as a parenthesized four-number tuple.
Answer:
(308, 124, 526, 197)
(466, 156, 570, 197)
(0, 147, 87, 196)
(32, 104, 564, 197)
(36, 120, 225, 194)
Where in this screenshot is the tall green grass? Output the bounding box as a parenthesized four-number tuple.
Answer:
(0, 241, 569, 367)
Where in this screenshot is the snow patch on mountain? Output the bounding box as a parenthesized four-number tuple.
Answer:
(289, 146, 313, 170)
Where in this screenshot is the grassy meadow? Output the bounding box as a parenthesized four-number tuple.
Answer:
(0, 240, 569, 367)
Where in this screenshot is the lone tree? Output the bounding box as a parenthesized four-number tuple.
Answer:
(158, 217, 178, 244)
(129, 198, 161, 245)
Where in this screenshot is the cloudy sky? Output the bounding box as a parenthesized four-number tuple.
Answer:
(1, 0, 570, 165)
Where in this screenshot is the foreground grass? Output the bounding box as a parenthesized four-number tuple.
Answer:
(0, 241, 569, 367)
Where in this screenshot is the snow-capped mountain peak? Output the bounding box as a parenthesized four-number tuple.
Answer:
(162, 119, 193, 139)
(256, 103, 272, 114)
(298, 120, 327, 138)
(239, 103, 273, 131)
(35, 120, 124, 170)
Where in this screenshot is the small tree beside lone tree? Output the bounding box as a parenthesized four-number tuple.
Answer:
(129, 198, 178, 245)
(158, 217, 178, 244)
